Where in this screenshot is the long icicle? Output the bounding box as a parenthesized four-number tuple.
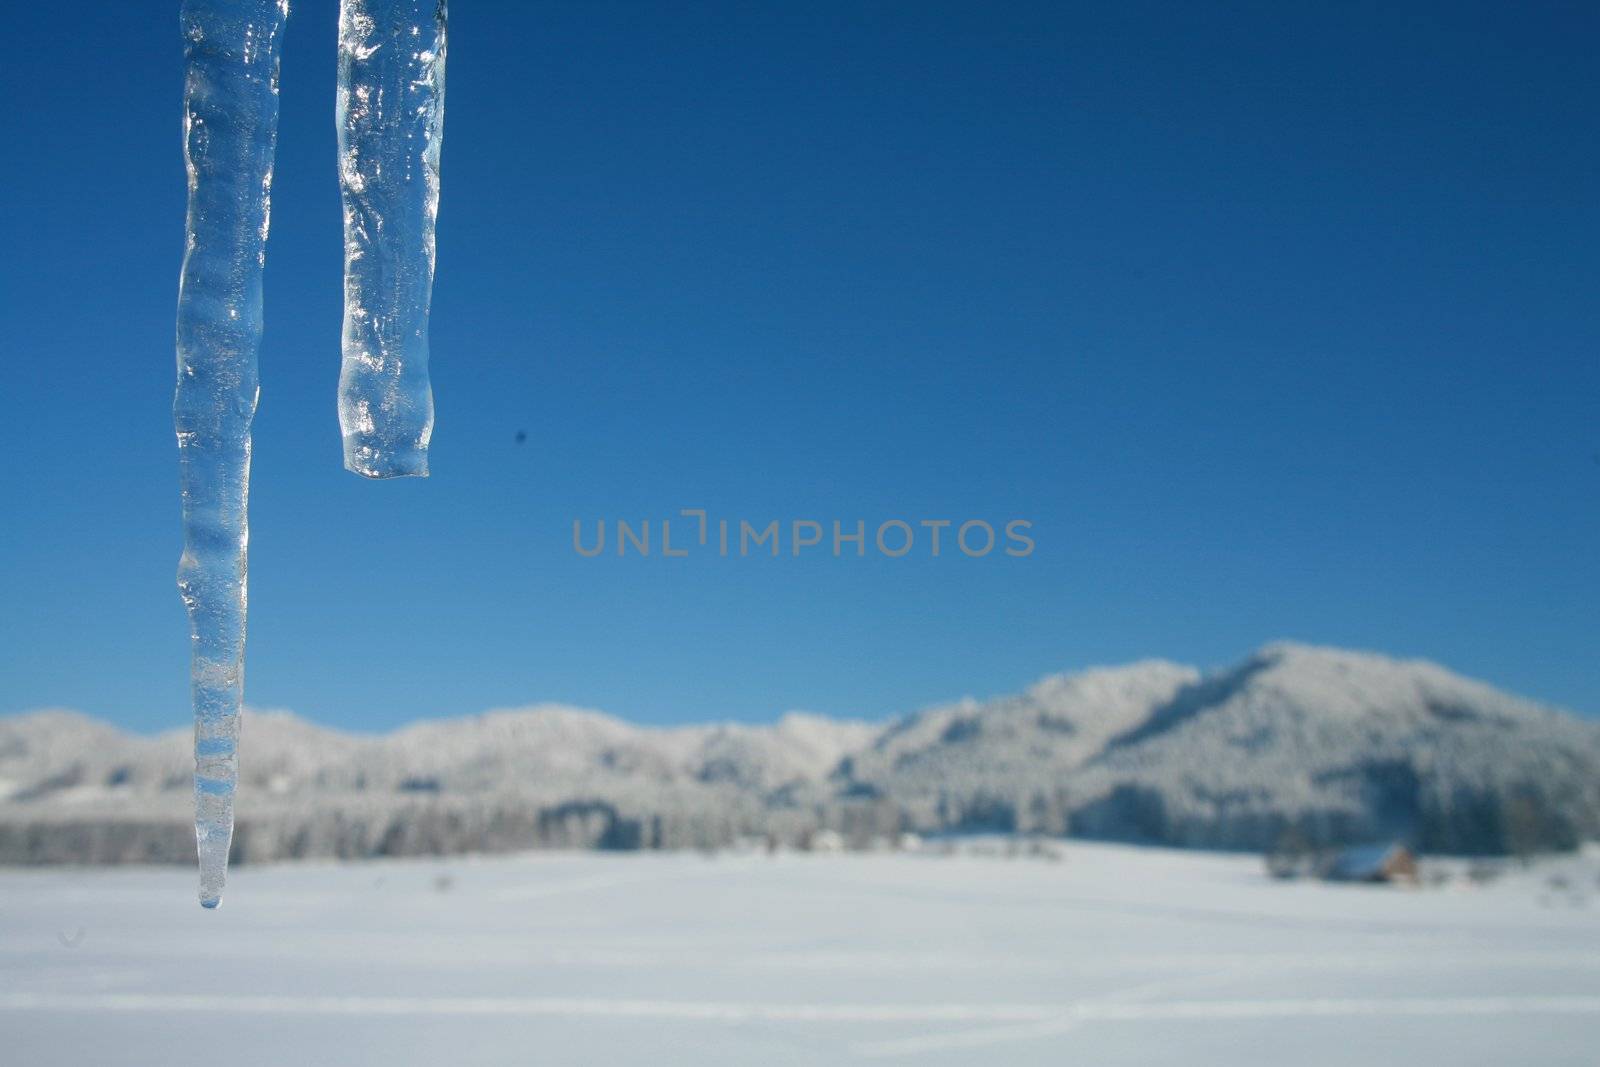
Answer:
(174, 0, 288, 909)
(336, 0, 448, 479)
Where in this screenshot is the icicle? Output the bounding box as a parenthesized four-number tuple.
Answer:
(336, 0, 448, 479)
(174, 0, 288, 909)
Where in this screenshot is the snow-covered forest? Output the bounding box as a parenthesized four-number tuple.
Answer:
(5, 643, 1597, 865)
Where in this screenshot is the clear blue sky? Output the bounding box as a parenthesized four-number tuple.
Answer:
(2, 1, 1595, 734)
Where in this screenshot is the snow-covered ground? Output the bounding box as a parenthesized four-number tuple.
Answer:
(3, 844, 1598, 1065)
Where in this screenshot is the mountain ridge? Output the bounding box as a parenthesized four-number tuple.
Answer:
(3, 642, 1597, 864)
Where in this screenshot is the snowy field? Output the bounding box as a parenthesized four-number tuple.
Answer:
(3, 844, 1599, 1066)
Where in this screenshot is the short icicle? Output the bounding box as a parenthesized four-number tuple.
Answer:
(336, 0, 448, 479)
(174, 0, 288, 909)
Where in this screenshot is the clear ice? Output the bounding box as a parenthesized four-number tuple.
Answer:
(174, 0, 287, 909)
(336, 0, 448, 479)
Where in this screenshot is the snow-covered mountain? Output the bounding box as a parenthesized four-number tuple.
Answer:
(843, 643, 1600, 852)
(3, 643, 1597, 864)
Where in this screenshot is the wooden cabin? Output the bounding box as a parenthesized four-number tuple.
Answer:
(1322, 842, 1419, 884)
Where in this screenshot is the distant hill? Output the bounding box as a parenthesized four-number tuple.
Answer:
(3, 643, 1597, 864)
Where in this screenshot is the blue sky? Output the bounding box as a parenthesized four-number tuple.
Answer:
(2, 1, 1596, 734)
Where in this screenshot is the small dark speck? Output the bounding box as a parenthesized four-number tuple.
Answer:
(514, 430, 527, 445)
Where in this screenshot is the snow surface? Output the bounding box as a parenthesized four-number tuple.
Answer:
(3, 844, 1598, 1065)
